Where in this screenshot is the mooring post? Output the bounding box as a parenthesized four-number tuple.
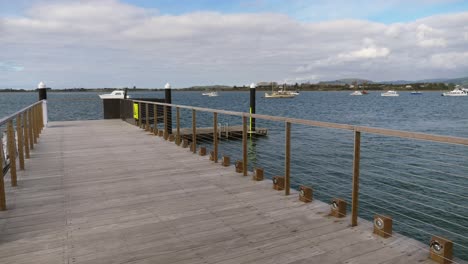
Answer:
(7, 120, 17, 187)
(213, 112, 218, 163)
(242, 116, 248, 176)
(38, 81, 48, 127)
(285, 122, 291, 195)
(351, 130, 361, 227)
(192, 109, 196, 153)
(249, 83, 256, 133)
(165, 83, 172, 135)
(176, 107, 180, 145)
(16, 115, 24, 170)
(0, 142, 6, 210)
(23, 112, 30, 159)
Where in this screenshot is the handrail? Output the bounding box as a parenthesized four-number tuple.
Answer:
(129, 99, 468, 146)
(1, 100, 45, 210)
(0, 101, 43, 127)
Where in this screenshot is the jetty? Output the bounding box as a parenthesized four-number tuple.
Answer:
(0, 119, 437, 264)
(1, 92, 467, 263)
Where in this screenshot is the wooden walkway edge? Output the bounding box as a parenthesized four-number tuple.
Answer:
(0, 120, 447, 264)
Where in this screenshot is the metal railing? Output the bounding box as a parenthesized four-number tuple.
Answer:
(0, 101, 44, 210)
(128, 99, 468, 262)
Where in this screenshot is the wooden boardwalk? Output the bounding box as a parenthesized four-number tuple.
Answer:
(0, 120, 439, 264)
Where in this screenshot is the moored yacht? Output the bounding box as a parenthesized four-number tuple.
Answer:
(98, 90, 129, 99)
(442, 88, 468, 97)
(381, 90, 399, 97)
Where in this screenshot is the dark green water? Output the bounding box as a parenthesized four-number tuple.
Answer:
(1, 91, 467, 259)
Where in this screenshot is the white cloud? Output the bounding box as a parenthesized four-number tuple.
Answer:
(338, 45, 390, 60)
(1, 1, 468, 88)
(416, 24, 447, 47)
(430, 52, 468, 69)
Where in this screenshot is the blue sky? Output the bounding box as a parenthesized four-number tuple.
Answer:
(1, 0, 468, 88)
(124, 0, 468, 23)
(2, 0, 468, 23)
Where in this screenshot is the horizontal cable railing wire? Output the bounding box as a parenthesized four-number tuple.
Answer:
(129, 99, 468, 261)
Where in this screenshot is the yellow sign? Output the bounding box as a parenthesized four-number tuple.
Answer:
(133, 103, 139, 119)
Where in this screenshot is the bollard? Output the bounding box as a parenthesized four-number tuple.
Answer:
(430, 236, 453, 264)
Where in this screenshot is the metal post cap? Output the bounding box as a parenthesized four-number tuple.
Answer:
(250, 83, 256, 89)
(165, 83, 171, 89)
(38, 82, 46, 89)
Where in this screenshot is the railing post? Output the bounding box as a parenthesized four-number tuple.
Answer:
(213, 112, 218, 163)
(176, 107, 180, 145)
(138, 102, 142, 128)
(16, 115, 25, 170)
(163, 103, 168, 140)
(242, 115, 247, 176)
(34, 105, 39, 143)
(192, 109, 196, 153)
(39, 103, 44, 132)
(285, 122, 291, 195)
(7, 120, 17, 187)
(153, 104, 158, 135)
(28, 109, 34, 150)
(145, 103, 149, 131)
(0, 142, 6, 210)
(351, 130, 361, 227)
(23, 112, 30, 159)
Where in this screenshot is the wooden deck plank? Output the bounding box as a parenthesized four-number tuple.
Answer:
(0, 119, 457, 264)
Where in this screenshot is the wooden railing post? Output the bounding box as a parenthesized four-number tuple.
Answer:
(163, 103, 168, 140)
(242, 116, 247, 176)
(0, 142, 6, 210)
(16, 115, 25, 170)
(145, 103, 149, 131)
(213, 112, 218, 163)
(285, 122, 291, 195)
(351, 130, 361, 227)
(39, 103, 44, 132)
(153, 104, 158, 135)
(23, 112, 30, 159)
(7, 120, 17, 186)
(138, 102, 142, 128)
(176, 107, 180, 145)
(31, 106, 37, 144)
(192, 109, 196, 153)
(28, 109, 34, 150)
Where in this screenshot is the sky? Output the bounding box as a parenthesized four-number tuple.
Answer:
(1, 0, 468, 89)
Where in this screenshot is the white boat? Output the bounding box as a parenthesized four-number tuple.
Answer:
(442, 88, 468, 97)
(202, 91, 219, 97)
(381, 90, 399, 97)
(265, 86, 296, 98)
(289, 91, 300, 95)
(99, 90, 129, 99)
(411, 91, 422, 95)
(350, 91, 363, 96)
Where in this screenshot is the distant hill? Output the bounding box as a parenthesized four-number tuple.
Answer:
(318, 78, 372, 85)
(379, 76, 468, 85)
